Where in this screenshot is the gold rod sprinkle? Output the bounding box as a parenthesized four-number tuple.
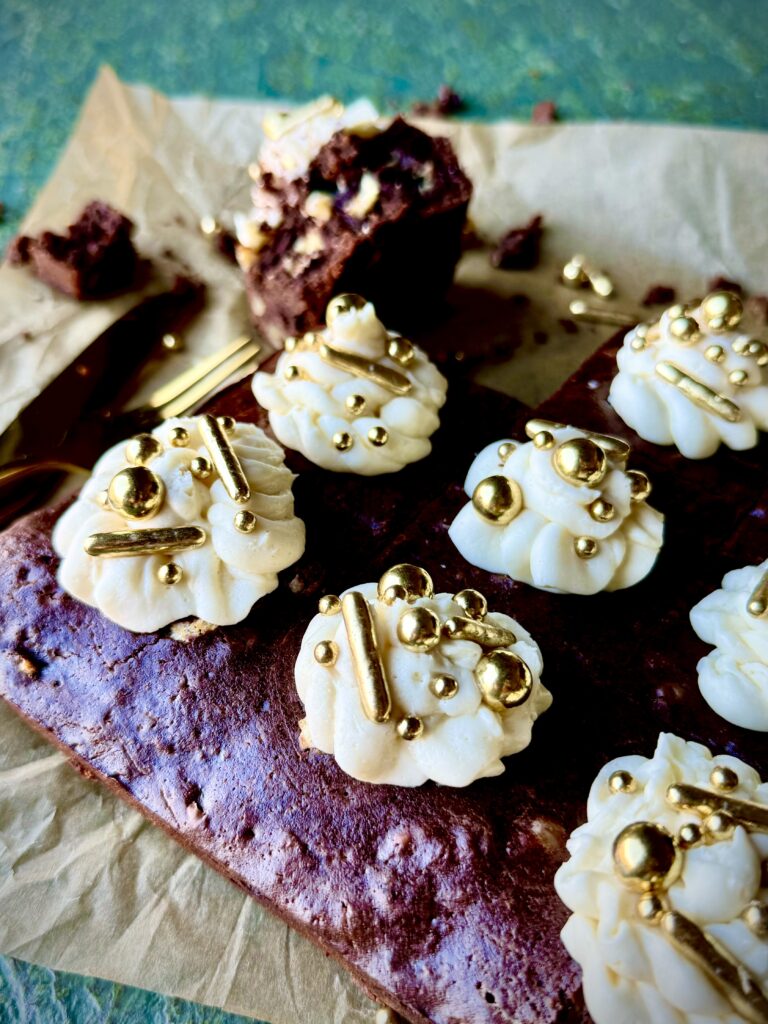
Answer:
(443, 616, 517, 648)
(568, 300, 637, 326)
(661, 911, 768, 1024)
(524, 419, 630, 460)
(318, 343, 412, 395)
(655, 362, 742, 424)
(747, 569, 768, 618)
(341, 591, 392, 724)
(666, 783, 768, 833)
(199, 414, 251, 504)
(84, 526, 207, 558)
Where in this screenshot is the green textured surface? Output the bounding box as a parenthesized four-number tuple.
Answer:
(1, 1, 767, 1021)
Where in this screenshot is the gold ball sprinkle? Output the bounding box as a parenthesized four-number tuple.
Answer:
(95, 489, 110, 509)
(318, 594, 341, 616)
(475, 650, 533, 712)
(704, 344, 726, 363)
(217, 415, 236, 434)
(169, 426, 189, 447)
(107, 466, 165, 520)
(453, 588, 488, 620)
(608, 769, 636, 794)
(314, 640, 338, 666)
(627, 469, 652, 502)
(397, 606, 441, 652)
(430, 674, 459, 700)
(162, 332, 183, 352)
(126, 433, 163, 465)
(702, 290, 743, 332)
(589, 498, 615, 522)
(284, 336, 298, 352)
(666, 304, 685, 320)
(748, 598, 767, 618)
(396, 715, 424, 741)
(749, 341, 768, 366)
(471, 475, 523, 526)
(234, 510, 257, 533)
(533, 430, 555, 450)
(190, 456, 212, 480)
(387, 336, 415, 366)
(703, 811, 736, 841)
(326, 292, 367, 326)
(333, 431, 353, 451)
(636, 892, 667, 923)
(497, 442, 516, 463)
(553, 438, 607, 487)
(345, 394, 366, 415)
(378, 564, 434, 603)
(630, 336, 647, 352)
(729, 368, 749, 387)
(612, 821, 681, 892)
(199, 215, 219, 236)
(669, 315, 700, 343)
(368, 426, 389, 447)
(743, 901, 768, 939)
(710, 765, 739, 792)
(574, 536, 599, 559)
(381, 584, 407, 605)
(285, 364, 303, 381)
(677, 822, 704, 849)
(157, 562, 183, 586)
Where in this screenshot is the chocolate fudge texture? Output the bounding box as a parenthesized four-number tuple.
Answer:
(7, 201, 139, 299)
(244, 118, 472, 343)
(1, 335, 767, 1023)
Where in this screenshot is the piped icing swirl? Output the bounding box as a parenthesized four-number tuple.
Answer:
(253, 296, 448, 475)
(53, 416, 305, 633)
(448, 420, 664, 594)
(295, 565, 551, 786)
(555, 733, 768, 1024)
(690, 560, 768, 732)
(609, 291, 768, 459)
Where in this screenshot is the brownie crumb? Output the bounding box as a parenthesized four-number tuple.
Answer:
(642, 284, 676, 306)
(412, 85, 465, 117)
(532, 101, 558, 124)
(707, 275, 743, 296)
(558, 317, 579, 335)
(491, 215, 543, 271)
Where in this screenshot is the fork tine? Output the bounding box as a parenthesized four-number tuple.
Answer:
(157, 342, 262, 419)
(146, 335, 256, 410)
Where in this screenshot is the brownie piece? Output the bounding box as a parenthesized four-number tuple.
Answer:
(1, 336, 767, 1023)
(242, 118, 472, 343)
(7, 201, 139, 299)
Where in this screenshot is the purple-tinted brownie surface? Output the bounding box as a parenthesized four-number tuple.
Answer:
(1, 335, 767, 1023)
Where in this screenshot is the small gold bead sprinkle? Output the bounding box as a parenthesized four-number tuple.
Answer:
(666, 304, 685, 320)
(345, 394, 366, 415)
(217, 415, 236, 434)
(608, 769, 636, 794)
(430, 674, 459, 700)
(574, 536, 599, 559)
(702, 290, 742, 332)
(635, 323, 649, 340)
(397, 606, 441, 652)
(533, 430, 555, 450)
(453, 588, 488, 620)
(96, 489, 110, 508)
(169, 426, 189, 447)
(333, 431, 353, 451)
(612, 821, 681, 892)
(190, 456, 212, 480)
(636, 892, 667, 923)
(326, 293, 367, 326)
(729, 368, 749, 387)
(284, 336, 298, 352)
(627, 469, 652, 502)
(471, 475, 523, 525)
(703, 811, 736, 841)
(630, 336, 647, 352)
(125, 433, 163, 466)
(377, 564, 434, 603)
(386, 336, 415, 366)
(199, 215, 219, 236)
(162, 332, 183, 352)
(705, 345, 725, 363)
(497, 442, 516, 462)
(554, 438, 607, 487)
(396, 715, 424, 741)
(157, 562, 183, 585)
(368, 426, 389, 447)
(285, 364, 303, 381)
(710, 765, 739, 792)
(318, 594, 341, 615)
(381, 584, 407, 605)
(669, 315, 700, 343)
(589, 498, 615, 522)
(743, 901, 768, 939)
(677, 822, 703, 849)
(314, 640, 338, 666)
(562, 255, 588, 287)
(748, 599, 767, 618)
(234, 510, 257, 533)
(733, 337, 750, 355)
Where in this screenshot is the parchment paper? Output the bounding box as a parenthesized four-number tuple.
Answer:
(1, 65, 766, 1024)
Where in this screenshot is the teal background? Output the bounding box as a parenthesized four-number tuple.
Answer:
(0, 1, 766, 1021)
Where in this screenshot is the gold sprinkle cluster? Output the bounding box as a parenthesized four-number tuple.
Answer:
(313, 564, 535, 741)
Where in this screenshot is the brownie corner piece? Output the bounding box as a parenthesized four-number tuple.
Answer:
(7, 200, 140, 299)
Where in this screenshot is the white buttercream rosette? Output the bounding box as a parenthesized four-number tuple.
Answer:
(609, 297, 768, 459)
(555, 733, 768, 1024)
(690, 560, 768, 731)
(448, 427, 664, 594)
(296, 581, 551, 787)
(253, 301, 448, 475)
(53, 417, 305, 633)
